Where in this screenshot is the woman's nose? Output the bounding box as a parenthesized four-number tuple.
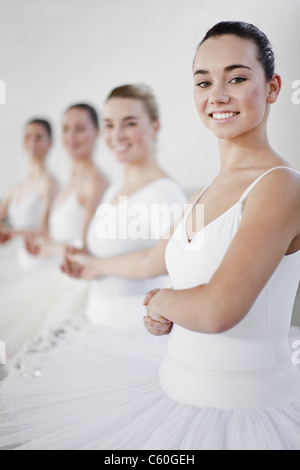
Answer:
(209, 83, 231, 105)
(114, 126, 126, 142)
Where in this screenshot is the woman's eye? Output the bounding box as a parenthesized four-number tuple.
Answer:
(126, 122, 137, 127)
(196, 81, 211, 89)
(230, 76, 247, 84)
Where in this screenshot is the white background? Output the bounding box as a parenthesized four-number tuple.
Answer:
(0, 0, 299, 196)
(0, 0, 299, 324)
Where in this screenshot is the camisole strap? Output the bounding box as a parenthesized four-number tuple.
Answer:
(188, 182, 211, 212)
(239, 166, 300, 204)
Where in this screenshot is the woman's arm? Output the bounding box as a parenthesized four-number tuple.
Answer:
(36, 177, 58, 235)
(146, 170, 300, 334)
(62, 232, 171, 280)
(0, 192, 12, 223)
(78, 174, 109, 250)
(11, 177, 57, 239)
(25, 176, 108, 258)
(62, 188, 200, 280)
(61, 189, 201, 280)
(0, 192, 15, 243)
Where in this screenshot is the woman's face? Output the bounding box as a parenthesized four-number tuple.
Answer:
(24, 123, 51, 161)
(193, 35, 277, 141)
(62, 108, 99, 159)
(102, 98, 159, 164)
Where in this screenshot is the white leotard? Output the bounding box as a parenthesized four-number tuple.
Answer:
(7, 187, 42, 231)
(49, 191, 85, 248)
(161, 167, 300, 409)
(85, 178, 187, 328)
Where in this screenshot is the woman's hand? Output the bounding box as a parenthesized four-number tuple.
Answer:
(61, 253, 99, 280)
(0, 225, 13, 244)
(25, 234, 52, 257)
(143, 289, 173, 336)
(65, 245, 88, 256)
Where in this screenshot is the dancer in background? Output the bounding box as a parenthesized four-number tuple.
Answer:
(0, 84, 187, 449)
(25, 103, 108, 258)
(61, 84, 187, 330)
(0, 103, 108, 359)
(0, 119, 57, 280)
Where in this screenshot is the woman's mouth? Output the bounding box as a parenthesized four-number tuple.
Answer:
(114, 146, 130, 153)
(210, 112, 240, 121)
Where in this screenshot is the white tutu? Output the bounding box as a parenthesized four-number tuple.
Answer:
(0, 238, 28, 285)
(0, 177, 187, 359)
(0, 315, 299, 451)
(0, 267, 88, 359)
(1, 171, 299, 450)
(0, 237, 23, 262)
(0, 181, 53, 287)
(0, 238, 62, 292)
(0, 187, 90, 357)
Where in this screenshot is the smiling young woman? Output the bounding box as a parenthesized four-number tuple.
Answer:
(193, 34, 281, 143)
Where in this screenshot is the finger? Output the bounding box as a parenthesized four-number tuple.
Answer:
(159, 316, 171, 324)
(144, 316, 172, 331)
(71, 262, 81, 278)
(64, 259, 76, 277)
(30, 243, 40, 255)
(65, 245, 77, 256)
(75, 264, 81, 278)
(60, 263, 69, 274)
(144, 323, 171, 336)
(143, 318, 160, 334)
(143, 293, 152, 306)
(143, 289, 160, 306)
(150, 324, 172, 335)
(70, 263, 79, 277)
(65, 252, 75, 263)
(145, 316, 168, 326)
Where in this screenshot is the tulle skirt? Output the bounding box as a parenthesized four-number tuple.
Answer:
(0, 237, 61, 289)
(0, 238, 24, 285)
(0, 264, 88, 359)
(0, 315, 299, 450)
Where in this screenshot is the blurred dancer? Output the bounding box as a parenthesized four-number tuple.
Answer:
(0, 119, 56, 273)
(0, 103, 108, 357)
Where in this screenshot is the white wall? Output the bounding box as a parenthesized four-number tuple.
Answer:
(0, 0, 300, 197)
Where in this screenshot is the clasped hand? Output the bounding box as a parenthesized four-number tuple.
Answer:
(0, 225, 13, 244)
(61, 249, 98, 280)
(25, 234, 51, 257)
(61, 254, 173, 336)
(143, 289, 173, 336)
